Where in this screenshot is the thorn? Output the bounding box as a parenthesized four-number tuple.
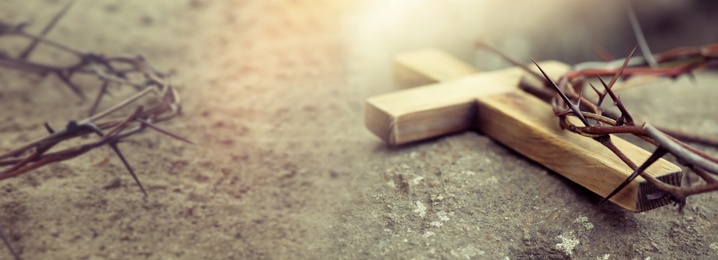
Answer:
(531, 58, 590, 126)
(589, 82, 608, 106)
(18, 0, 76, 60)
(108, 142, 147, 196)
(44, 122, 55, 134)
(0, 228, 19, 260)
(556, 108, 574, 117)
(476, 40, 545, 82)
(605, 46, 638, 93)
(135, 118, 195, 145)
(600, 147, 668, 204)
(56, 71, 86, 100)
(597, 76, 634, 124)
(70, 121, 146, 195)
(588, 82, 601, 96)
(626, 4, 658, 68)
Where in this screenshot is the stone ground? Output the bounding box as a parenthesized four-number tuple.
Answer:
(1, 0, 718, 259)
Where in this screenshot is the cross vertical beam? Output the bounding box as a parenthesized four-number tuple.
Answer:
(365, 49, 681, 212)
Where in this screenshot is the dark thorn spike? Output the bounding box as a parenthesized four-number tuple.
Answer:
(18, 0, 75, 60)
(56, 71, 86, 100)
(108, 142, 147, 196)
(626, 4, 657, 68)
(600, 147, 668, 205)
(597, 76, 634, 124)
(588, 82, 601, 96)
(556, 109, 573, 117)
(44, 122, 55, 134)
(0, 228, 20, 260)
(476, 41, 545, 82)
(531, 58, 590, 126)
(135, 119, 195, 145)
(589, 82, 608, 107)
(605, 46, 638, 92)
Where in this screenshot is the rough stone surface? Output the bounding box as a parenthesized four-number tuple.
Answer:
(1, 1, 718, 259)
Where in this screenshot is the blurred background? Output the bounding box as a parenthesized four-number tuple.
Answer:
(343, 0, 718, 94)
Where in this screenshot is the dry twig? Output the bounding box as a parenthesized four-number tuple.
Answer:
(478, 38, 718, 211)
(0, 2, 191, 259)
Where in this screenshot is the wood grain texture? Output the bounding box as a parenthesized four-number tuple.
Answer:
(366, 60, 569, 145)
(477, 91, 680, 212)
(365, 49, 682, 212)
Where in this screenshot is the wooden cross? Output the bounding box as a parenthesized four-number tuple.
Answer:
(365, 49, 682, 212)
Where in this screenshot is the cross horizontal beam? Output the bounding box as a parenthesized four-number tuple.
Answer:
(365, 49, 681, 212)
